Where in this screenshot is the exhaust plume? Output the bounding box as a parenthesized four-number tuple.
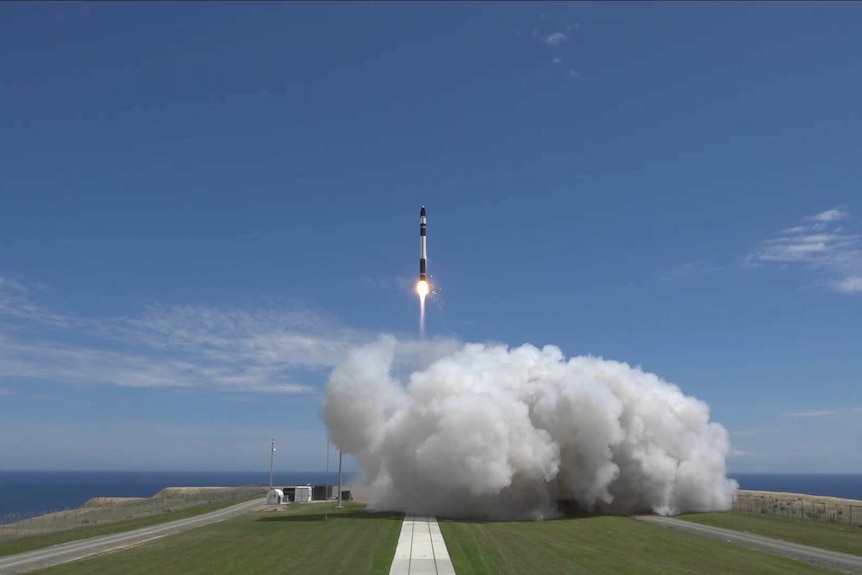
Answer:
(321, 336, 738, 520)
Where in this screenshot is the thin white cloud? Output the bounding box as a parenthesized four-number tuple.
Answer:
(660, 259, 724, 281)
(0, 276, 458, 395)
(729, 428, 780, 437)
(813, 209, 848, 223)
(728, 448, 752, 458)
(835, 276, 862, 294)
(747, 208, 862, 293)
(544, 32, 567, 46)
(123, 304, 360, 370)
(0, 419, 332, 470)
(0, 276, 83, 328)
(0, 387, 11, 396)
(519, 10, 581, 80)
(781, 409, 843, 418)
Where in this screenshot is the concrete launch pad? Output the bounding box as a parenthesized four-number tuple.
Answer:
(388, 515, 456, 575)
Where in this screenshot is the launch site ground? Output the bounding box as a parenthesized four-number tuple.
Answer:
(0, 488, 262, 558)
(678, 511, 862, 557)
(5, 501, 861, 575)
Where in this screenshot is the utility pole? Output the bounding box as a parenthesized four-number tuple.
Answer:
(269, 437, 275, 490)
(337, 449, 343, 509)
(326, 436, 330, 499)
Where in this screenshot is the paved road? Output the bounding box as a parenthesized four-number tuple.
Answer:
(0, 498, 263, 575)
(637, 515, 862, 574)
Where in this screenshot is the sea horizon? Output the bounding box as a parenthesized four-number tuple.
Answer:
(2, 470, 861, 522)
(0, 470, 359, 521)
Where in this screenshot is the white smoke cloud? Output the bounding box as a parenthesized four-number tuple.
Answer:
(322, 337, 738, 520)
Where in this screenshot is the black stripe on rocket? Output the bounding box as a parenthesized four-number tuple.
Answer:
(419, 206, 427, 281)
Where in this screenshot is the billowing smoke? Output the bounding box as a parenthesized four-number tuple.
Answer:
(321, 336, 737, 520)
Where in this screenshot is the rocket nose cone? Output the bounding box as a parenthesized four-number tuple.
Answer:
(420, 206, 426, 216)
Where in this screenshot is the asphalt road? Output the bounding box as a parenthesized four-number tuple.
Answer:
(0, 498, 263, 575)
(637, 515, 862, 574)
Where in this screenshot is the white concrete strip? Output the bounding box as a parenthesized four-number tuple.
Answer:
(389, 515, 456, 575)
(429, 520, 456, 575)
(392, 517, 414, 559)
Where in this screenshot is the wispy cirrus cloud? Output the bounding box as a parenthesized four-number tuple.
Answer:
(0, 274, 459, 395)
(0, 276, 84, 328)
(0, 419, 331, 470)
(811, 209, 846, 223)
(660, 259, 725, 281)
(746, 208, 862, 293)
(781, 408, 844, 418)
(729, 427, 782, 437)
(0, 316, 287, 395)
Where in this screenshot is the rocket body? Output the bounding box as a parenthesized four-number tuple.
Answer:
(419, 206, 427, 281)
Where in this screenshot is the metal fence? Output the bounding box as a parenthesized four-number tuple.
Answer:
(733, 492, 862, 528)
(0, 486, 262, 542)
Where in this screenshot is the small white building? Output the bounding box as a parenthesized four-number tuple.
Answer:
(294, 485, 312, 503)
(267, 488, 285, 505)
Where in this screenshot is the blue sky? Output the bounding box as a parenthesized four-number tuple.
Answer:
(1, 2, 861, 473)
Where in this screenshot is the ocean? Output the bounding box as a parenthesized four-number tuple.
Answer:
(0, 471, 354, 522)
(1, 471, 860, 522)
(730, 473, 862, 500)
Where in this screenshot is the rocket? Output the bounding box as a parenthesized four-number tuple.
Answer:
(419, 206, 427, 282)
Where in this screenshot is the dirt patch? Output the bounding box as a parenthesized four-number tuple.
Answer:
(155, 487, 262, 499)
(253, 503, 290, 512)
(82, 497, 148, 508)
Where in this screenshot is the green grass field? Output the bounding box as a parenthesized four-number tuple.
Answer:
(20, 504, 855, 575)
(0, 494, 262, 558)
(439, 515, 838, 575)
(678, 511, 862, 557)
(31, 503, 402, 575)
